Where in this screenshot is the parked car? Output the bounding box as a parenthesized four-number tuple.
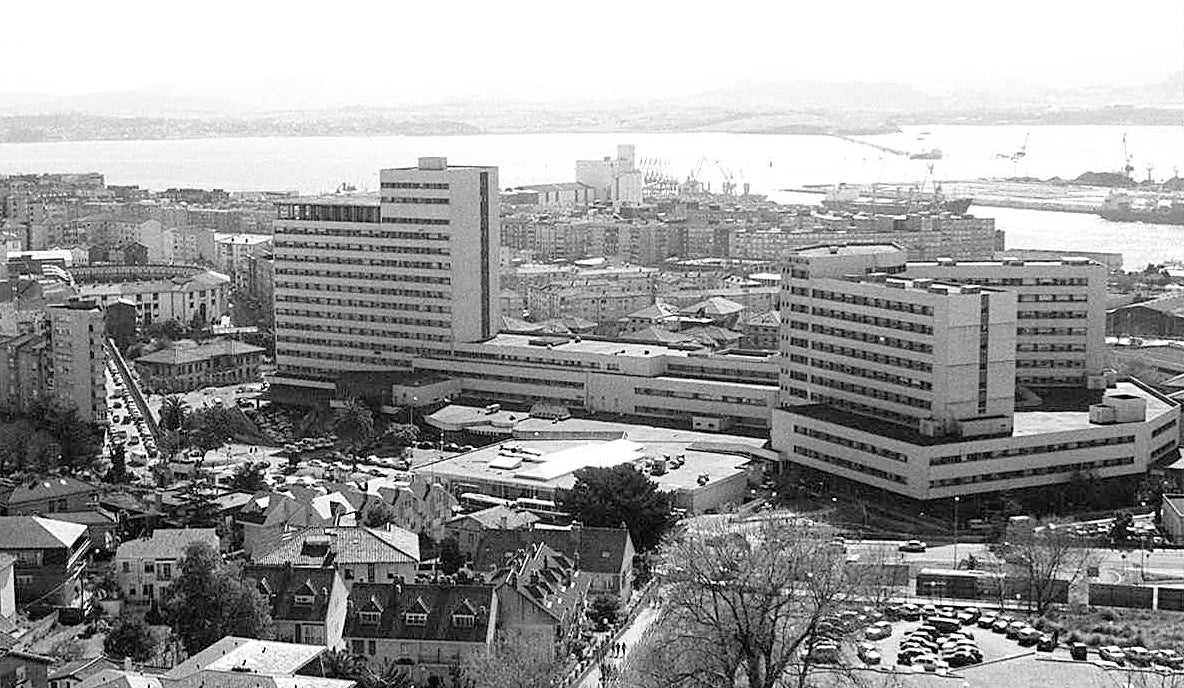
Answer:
(1006, 621, 1028, 640)
(1036, 634, 1057, 652)
(898, 604, 921, 621)
(899, 540, 928, 553)
(856, 642, 881, 665)
(1070, 643, 1089, 661)
(864, 621, 892, 641)
(1099, 646, 1126, 665)
(921, 604, 938, 618)
(1152, 649, 1183, 669)
(932, 616, 961, 634)
(1016, 627, 1042, 646)
(977, 614, 998, 629)
(1125, 646, 1152, 666)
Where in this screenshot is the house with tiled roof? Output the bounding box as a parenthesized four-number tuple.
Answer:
(237, 489, 359, 557)
(362, 475, 457, 541)
(115, 528, 220, 611)
(0, 554, 14, 619)
(245, 567, 347, 648)
(740, 309, 780, 350)
(680, 296, 746, 329)
(0, 648, 53, 688)
(489, 543, 590, 652)
(50, 509, 120, 556)
(134, 339, 264, 393)
(474, 524, 635, 600)
(48, 657, 119, 688)
(444, 506, 540, 559)
(343, 583, 496, 685)
(1109, 292, 1184, 337)
(251, 526, 419, 589)
(0, 476, 100, 516)
(0, 516, 91, 614)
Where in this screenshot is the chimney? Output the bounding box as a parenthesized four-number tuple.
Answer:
(123, 657, 132, 672)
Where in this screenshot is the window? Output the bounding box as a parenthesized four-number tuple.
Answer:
(144, 562, 155, 574)
(121, 561, 130, 573)
(351, 639, 365, 655)
(294, 593, 315, 606)
(16, 575, 32, 586)
(361, 611, 381, 625)
(344, 568, 354, 580)
(14, 551, 41, 566)
(368, 640, 376, 655)
(452, 614, 475, 629)
(143, 584, 154, 599)
(404, 613, 427, 627)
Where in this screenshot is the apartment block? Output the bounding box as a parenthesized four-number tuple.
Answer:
(272, 158, 499, 401)
(906, 256, 1107, 388)
(47, 299, 106, 424)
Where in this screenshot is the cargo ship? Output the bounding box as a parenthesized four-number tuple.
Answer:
(1098, 191, 1184, 225)
(822, 183, 972, 215)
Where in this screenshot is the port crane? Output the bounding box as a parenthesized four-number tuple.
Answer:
(1121, 133, 1135, 177)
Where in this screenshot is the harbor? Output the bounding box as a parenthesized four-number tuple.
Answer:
(788, 178, 1114, 214)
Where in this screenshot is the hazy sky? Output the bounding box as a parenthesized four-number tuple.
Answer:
(3, 0, 1182, 101)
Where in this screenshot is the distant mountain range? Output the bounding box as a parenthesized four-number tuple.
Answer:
(0, 73, 1179, 142)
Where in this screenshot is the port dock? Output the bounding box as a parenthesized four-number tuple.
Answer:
(785, 178, 1111, 214)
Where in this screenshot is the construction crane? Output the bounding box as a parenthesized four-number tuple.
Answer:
(1122, 133, 1135, 177)
(716, 162, 736, 197)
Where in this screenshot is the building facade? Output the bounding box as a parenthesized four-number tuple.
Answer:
(134, 339, 265, 393)
(47, 299, 106, 424)
(114, 528, 220, 609)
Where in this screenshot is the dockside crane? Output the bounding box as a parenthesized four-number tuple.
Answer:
(1122, 133, 1135, 177)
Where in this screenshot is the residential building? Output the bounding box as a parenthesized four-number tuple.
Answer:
(0, 554, 14, 619)
(1162, 494, 1184, 544)
(905, 256, 1107, 388)
(445, 505, 540, 560)
(360, 475, 458, 541)
(51, 510, 119, 556)
(1, 477, 100, 516)
(770, 243, 1181, 501)
(236, 490, 359, 558)
(246, 567, 347, 648)
(47, 299, 106, 424)
(133, 339, 265, 393)
(473, 524, 635, 600)
(488, 543, 589, 650)
(114, 528, 220, 610)
(740, 310, 781, 350)
(132, 636, 355, 688)
(508, 183, 595, 207)
(342, 583, 496, 685)
(272, 158, 499, 404)
(77, 270, 229, 328)
(0, 516, 91, 613)
(47, 658, 119, 688)
(250, 526, 420, 588)
(213, 233, 273, 289)
(1108, 292, 1184, 338)
(0, 649, 52, 688)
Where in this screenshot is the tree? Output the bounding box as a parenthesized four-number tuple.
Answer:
(586, 595, 620, 631)
(558, 464, 672, 552)
(145, 319, 186, 342)
(108, 442, 129, 483)
(159, 395, 189, 432)
(624, 520, 874, 688)
(320, 649, 367, 682)
(358, 658, 415, 688)
(180, 479, 221, 528)
(229, 462, 268, 492)
(104, 616, 158, 662)
(996, 521, 1098, 616)
(334, 398, 375, 453)
(459, 630, 565, 688)
(438, 536, 464, 575)
(162, 541, 274, 654)
(361, 500, 398, 529)
(1110, 511, 1135, 544)
(378, 423, 420, 453)
(157, 429, 186, 461)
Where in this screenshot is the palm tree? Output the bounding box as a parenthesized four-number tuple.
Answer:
(333, 397, 374, 453)
(160, 395, 189, 432)
(320, 648, 366, 682)
(359, 658, 414, 688)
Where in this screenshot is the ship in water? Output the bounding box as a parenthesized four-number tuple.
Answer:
(910, 148, 943, 160)
(1098, 191, 1184, 225)
(822, 182, 972, 215)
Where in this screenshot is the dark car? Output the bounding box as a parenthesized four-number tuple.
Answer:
(1070, 643, 1089, 661)
(977, 614, 998, 629)
(898, 604, 921, 621)
(1036, 634, 1057, 652)
(932, 616, 961, 634)
(991, 618, 1011, 634)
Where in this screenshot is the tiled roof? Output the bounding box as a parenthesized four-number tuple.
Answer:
(252, 526, 418, 567)
(167, 673, 353, 688)
(343, 582, 495, 643)
(136, 339, 265, 366)
(474, 526, 632, 576)
(626, 302, 679, 321)
(4, 476, 98, 506)
(452, 505, 539, 531)
(0, 516, 88, 549)
(682, 296, 745, 317)
(1114, 292, 1184, 317)
(48, 657, 120, 682)
(116, 528, 220, 560)
(490, 543, 588, 621)
(743, 310, 782, 327)
(244, 567, 340, 624)
(76, 669, 163, 688)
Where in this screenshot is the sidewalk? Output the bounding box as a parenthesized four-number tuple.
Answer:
(577, 605, 659, 688)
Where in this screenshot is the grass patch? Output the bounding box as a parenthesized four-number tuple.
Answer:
(1039, 606, 1184, 651)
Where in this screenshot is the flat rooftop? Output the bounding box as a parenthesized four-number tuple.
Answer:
(279, 194, 380, 207)
(789, 242, 904, 257)
(475, 333, 775, 362)
(788, 381, 1176, 446)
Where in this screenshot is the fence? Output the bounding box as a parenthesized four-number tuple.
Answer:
(1088, 583, 1155, 609)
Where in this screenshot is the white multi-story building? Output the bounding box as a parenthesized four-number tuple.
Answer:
(575, 145, 643, 207)
(77, 270, 230, 327)
(47, 299, 107, 424)
(770, 243, 1180, 501)
(214, 233, 273, 288)
(905, 256, 1107, 388)
(271, 158, 500, 401)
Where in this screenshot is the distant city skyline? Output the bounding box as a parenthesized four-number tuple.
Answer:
(3, 0, 1181, 109)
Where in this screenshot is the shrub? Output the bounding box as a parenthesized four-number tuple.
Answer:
(1067, 630, 1083, 644)
(1100, 609, 1117, 622)
(1086, 634, 1104, 647)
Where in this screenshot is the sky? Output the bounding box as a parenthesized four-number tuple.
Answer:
(2, 0, 1182, 104)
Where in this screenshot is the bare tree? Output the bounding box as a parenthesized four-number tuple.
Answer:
(995, 521, 1099, 616)
(458, 629, 565, 688)
(627, 518, 892, 688)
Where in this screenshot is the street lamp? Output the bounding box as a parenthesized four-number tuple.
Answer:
(953, 496, 961, 569)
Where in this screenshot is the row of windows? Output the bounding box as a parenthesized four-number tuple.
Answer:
(806, 324, 934, 354)
(277, 286, 447, 301)
(666, 362, 778, 383)
(1016, 327, 1087, 336)
(380, 181, 450, 189)
(447, 349, 605, 371)
(930, 434, 1136, 466)
(806, 289, 935, 316)
(930, 456, 1135, 488)
(1017, 293, 1090, 302)
(1016, 343, 1087, 352)
(956, 276, 1091, 287)
(381, 217, 450, 225)
(1015, 359, 1085, 369)
(279, 331, 447, 350)
(275, 269, 450, 284)
(810, 359, 931, 391)
(807, 307, 936, 336)
(793, 445, 908, 485)
(1153, 419, 1178, 438)
(810, 393, 923, 428)
(808, 340, 933, 373)
(1017, 310, 1088, 320)
(1153, 440, 1179, 460)
(277, 225, 450, 241)
(278, 299, 449, 315)
(277, 254, 451, 270)
(277, 242, 450, 255)
(461, 370, 584, 389)
(382, 196, 450, 204)
(1017, 374, 1086, 384)
(810, 374, 930, 410)
(793, 425, 908, 462)
(635, 386, 768, 406)
(278, 315, 450, 330)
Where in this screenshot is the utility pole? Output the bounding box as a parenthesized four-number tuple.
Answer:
(953, 496, 960, 569)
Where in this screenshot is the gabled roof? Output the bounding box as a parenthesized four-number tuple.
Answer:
(48, 657, 120, 682)
(162, 636, 326, 680)
(243, 567, 341, 623)
(252, 526, 418, 567)
(116, 528, 219, 560)
(0, 516, 88, 549)
(450, 505, 539, 531)
(625, 302, 679, 321)
(4, 476, 98, 507)
(135, 339, 265, 366)
(1114, 292, 1184, 317)
(621, 326, 700, 346)
(475, 526, 633, 576)
(490, 543, 588, 621)
(743, 310, 782, 327)
(500, 315, 543, 334)
(76, 669, 163, 688)
(343, 582, 495, 643)
(682, 296, 745, 317)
